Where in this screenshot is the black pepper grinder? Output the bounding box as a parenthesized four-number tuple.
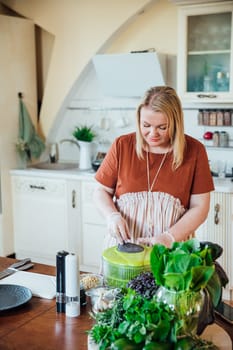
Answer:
(56, 250, 69, 313)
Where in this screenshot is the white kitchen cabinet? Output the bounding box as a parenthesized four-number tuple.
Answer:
(196, 191, 233, 300)
(80, 180, 107, 273)
(177, 1, 233, 104)
(11, 175, 81, 266)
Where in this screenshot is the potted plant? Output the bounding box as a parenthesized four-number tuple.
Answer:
(72, 125, 97, 170)
(88, 238, 227, 349)
(72, 125, 96, 142)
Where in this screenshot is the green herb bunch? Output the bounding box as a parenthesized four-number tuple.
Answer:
(89, 289, 181, 350)
(89, 239, 228, 349)
(72, 125, 96, 142)
(89, 288, 218, 349)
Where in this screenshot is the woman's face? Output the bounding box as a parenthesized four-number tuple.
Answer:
(140, 106, 170, 152)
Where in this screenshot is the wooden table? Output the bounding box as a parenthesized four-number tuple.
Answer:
(0, 257, 232, 350)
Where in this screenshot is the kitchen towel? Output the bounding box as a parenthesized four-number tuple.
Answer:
(16, 95, 45, 161)
(0, 270, 56, 299)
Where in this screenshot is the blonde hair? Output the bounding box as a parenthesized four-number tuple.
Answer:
(135, 86, 186, 170)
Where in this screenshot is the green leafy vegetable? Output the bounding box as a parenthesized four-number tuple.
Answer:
(150, 238, 215, 292)
(150, 238, 229, 336)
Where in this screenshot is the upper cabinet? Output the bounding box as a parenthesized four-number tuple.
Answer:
(177, 1, 233, 105)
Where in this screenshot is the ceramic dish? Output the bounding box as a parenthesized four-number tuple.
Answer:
(0, 284, 32, 311)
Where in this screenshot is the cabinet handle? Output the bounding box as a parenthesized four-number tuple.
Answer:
(197, 94, 217, 99)
(72, 190, 76, 208)
(214, 203, 220, 225)
(29, 185, 46, 190)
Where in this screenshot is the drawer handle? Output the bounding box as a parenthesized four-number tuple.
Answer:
(214, 203, 220, 225)
(72, 190, 76, 208)
(29, 185, 46, 190)
(197, 94, 217, 98)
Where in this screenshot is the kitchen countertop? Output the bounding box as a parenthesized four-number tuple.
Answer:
(212, 177, 233, 193)
(10, 165, 96, 181)
(10, 165, 233, 192)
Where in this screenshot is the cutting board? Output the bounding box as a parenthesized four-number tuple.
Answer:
(0, 270, 56, 299)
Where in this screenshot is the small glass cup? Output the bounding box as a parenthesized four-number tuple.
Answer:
(218, 160, 226, 179)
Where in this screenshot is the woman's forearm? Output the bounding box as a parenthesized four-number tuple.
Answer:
(93, 185, 118, 219)
(169, 192, 211, 241)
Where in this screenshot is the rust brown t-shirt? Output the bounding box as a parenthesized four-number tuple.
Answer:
(95, 132, 214, 209)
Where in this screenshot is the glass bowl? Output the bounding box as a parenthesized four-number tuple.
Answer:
(85, 286, 121, 313)
(80, 273, 104, 291)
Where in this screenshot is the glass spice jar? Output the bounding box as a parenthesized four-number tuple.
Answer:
(209, 110, 217, 126)
(224, 110, 231, 126)
(213, 131, 220, 147)
(219, 131, 229, 147)
(216, 110, 224, 126)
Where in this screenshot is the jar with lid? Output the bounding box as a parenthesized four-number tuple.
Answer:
(231, 110, 233, 126)
(216, 110, 224, 126)
(197, 110, 203, 125)
(212, 131, 220, 147)
(209, 110, 217, 126)
(224, 110, 231, 126)
(203, 110, 209, 125)
(219, 131, 229, 147)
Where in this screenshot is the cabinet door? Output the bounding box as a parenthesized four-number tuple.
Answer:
(177, 2, 233, 104)
(66, 180, 82, 256)
(11, 176, 68, 265)
(0, 15, 37, 256)
(81, 181, 106, 272)
(196, 191, 233, 300)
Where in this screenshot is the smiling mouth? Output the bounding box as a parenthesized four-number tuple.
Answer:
(149, 138, 160, 142)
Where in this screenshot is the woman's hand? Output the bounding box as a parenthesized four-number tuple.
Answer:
(137, 232, 174, 248)
(107, 212, 130, 244)
(93, 185, 130, 243)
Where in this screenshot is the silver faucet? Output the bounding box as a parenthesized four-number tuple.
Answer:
(59, 139, 80, 163)
(59, 139, 80, 148)
(49, 143, 58, 163)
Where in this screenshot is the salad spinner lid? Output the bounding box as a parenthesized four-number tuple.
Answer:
(117, 242, 144, 253)
(102, 245, 152, 267)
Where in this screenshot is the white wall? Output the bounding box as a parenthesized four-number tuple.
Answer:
(1, 0, 154, 138)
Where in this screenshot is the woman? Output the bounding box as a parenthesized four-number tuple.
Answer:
(93, 86, 214, 248)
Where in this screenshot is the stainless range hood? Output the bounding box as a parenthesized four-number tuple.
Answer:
(92, 52, 167, 98)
